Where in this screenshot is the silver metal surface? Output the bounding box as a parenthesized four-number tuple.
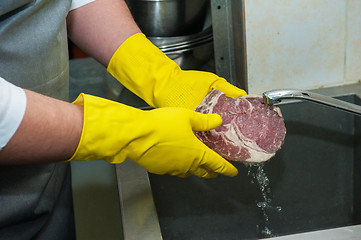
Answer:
(126, 0, 208, 37)
(149, 27, 213, 52)
(149, 27, 214, 70)
(211, 0, 248, 90)
(115, 160, 162, 240)
(263, 89, 361, 116)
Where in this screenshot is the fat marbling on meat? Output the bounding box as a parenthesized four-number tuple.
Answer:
(195, 89, 286, 164)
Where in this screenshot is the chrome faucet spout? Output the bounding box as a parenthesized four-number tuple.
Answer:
(262, 89, 361, 116)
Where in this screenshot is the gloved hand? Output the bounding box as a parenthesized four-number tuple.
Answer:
(69, 94, 238, 178)
(107, 33, 247, 110)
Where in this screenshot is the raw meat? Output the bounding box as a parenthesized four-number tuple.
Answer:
(195, 89, 286, 164)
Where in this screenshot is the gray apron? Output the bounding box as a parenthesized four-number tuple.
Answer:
(0, 0, 75, 239)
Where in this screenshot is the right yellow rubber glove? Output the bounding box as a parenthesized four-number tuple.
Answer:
(107, 33, 247, 110)
(69, 93, 238, 178)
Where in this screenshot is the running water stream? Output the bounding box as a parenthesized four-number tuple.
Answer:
(248, 163, 282, 238)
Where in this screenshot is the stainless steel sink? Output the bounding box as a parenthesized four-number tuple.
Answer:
(116, 83, 361, 239)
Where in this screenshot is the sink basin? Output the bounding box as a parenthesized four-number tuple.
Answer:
(116, 84, 361, 239)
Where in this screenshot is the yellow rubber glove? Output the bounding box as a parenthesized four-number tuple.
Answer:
(69, 94, 238, 178)
(107, 33, 247, 109)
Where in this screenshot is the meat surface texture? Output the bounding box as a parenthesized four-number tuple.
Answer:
(195, 89, 286, 164)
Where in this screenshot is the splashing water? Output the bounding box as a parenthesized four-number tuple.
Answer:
(248, 163, 282, 238)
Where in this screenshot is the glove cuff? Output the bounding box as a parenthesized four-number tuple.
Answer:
(67, 94, 86, 161)
(107, 33, 180, 108)
(68, 93, 131, 163)
(106, 33, 246, 110)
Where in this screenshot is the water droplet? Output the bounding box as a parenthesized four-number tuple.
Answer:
(247, 167, 252, 176)
(257, 201, 267, 208)
(262, 226, 273, 237)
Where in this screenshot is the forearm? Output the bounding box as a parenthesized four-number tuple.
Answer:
(0, 90, 83, 164)
(66, 0, 141, 66)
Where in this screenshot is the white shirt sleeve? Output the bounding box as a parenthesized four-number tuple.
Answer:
(70, 0, 97, 10)
(0, 77, 27, 150)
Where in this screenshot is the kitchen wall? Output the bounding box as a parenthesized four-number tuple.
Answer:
(244, 0, 361, 94)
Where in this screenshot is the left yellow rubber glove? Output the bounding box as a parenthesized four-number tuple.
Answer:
(69, 93, 238, 178)
(107, 33, 247, 109)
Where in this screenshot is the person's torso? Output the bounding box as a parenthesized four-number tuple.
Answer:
(0, 1, 75, 239)
(0, 0, 71, 100)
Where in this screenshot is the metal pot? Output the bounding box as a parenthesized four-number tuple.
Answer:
(126, 0, 209, 37)
(149, 27, 213, 70)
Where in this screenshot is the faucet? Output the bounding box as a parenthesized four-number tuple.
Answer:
(262, 89, 361, 116)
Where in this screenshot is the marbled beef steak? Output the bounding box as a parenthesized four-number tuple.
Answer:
(195, 89, 286, 164)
